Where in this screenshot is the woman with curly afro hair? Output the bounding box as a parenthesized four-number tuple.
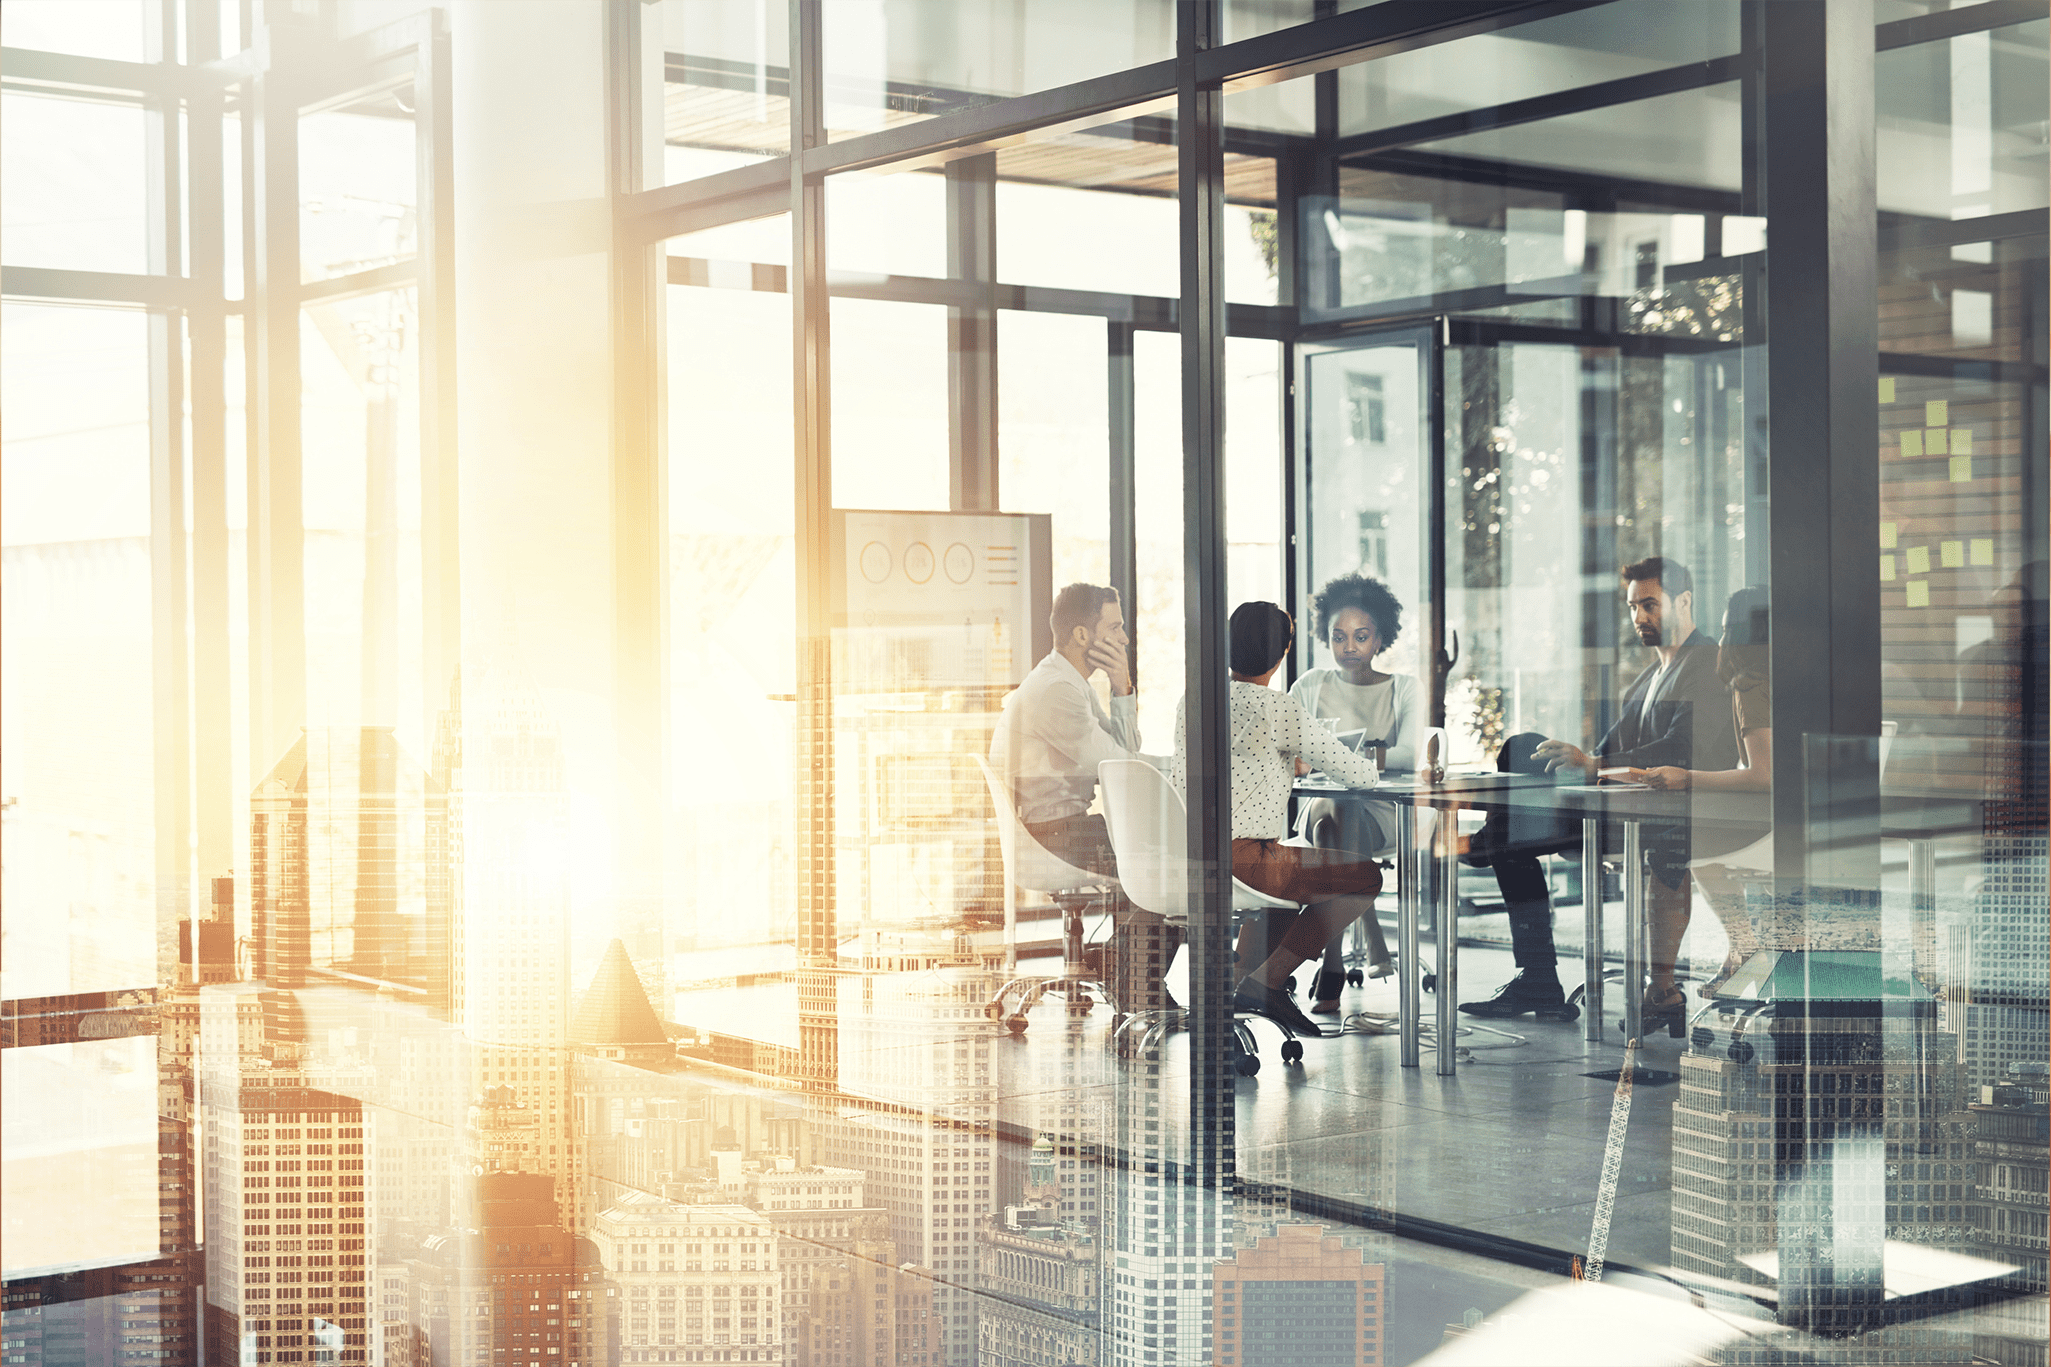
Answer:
(1287, 573, 1424, 1007)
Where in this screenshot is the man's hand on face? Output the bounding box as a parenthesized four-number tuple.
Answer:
(1532, 738, 1595, 776)
(1087, 636, 1133, 696)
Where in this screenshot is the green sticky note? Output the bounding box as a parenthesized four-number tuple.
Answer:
(1879, 377, 1896, 404)
(1926, 427, 1949, 455)
(1950, 455, 1972, 483)
(1941, 541, 1964, 568)
(1926, 399, 1948, 426)
(1900, 429, 1924, 458)
(1880, 555, 1896, 581)
(1880, 521, 1898, 549)
(1906, 546, 1931, 574)
(1906, 580, 1930, 608)
(1970, 539, 1994, 566)
(1951, 427, 1972, 455)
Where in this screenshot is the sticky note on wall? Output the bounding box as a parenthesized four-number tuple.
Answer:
(1926, 428, 1949, 455)
(1900, 430, 1924, 458)
(1880, 522, 1898, 548)
(1879, 377, 1896, 403)
(1926, 400, 1948, 426)
(1971, 539, 1993, 565)
(1906, 581, 1930, 608)
(1951, 428, 1972, 455)
(1906, 546, 1931, 574)
(1941, 541, 1965, 568)
(1881, 555, 1896, 581)
(1951, 456, 1973, 483)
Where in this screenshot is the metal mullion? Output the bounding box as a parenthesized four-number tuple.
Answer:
(1180, 0, 1234, 1202)
(0, 45, 208, 99)
(247, 23, 307, 777)
(1342, 146, 1745, 217)
(1330, 53, 1746, 160)
(946, 153, 999, 513)
(1760, 0, 1881, 902)
(1875, 0, 2048, 50)
(1194, 0, 1611, 88)
(607, 0, 671, 948)
(145, 4, 193, 987)
(416, 13, 459, 738)
(0, 265, 194, 308)
(297, 260, 419, 304)
(619, 158, 791, 244)
(1109, 321, 1137, 617)
(187, 0, 234, 887)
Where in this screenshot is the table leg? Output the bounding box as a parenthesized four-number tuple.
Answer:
(1582, 817, 1603, 1044)
(1436, 810, 1460, 1077)
(1398, 803, 1420, 1069)
(1622, 821, 1644, 1044)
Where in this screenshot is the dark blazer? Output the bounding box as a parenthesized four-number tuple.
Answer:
(1596, 629, 1742, 774)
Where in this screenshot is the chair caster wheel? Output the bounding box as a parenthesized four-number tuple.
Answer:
(1235, 1053, 1261, 1077)
(984, 1003, 1003, 1020)
(1005, 1015, 1028, 1035)
(1346, 969, 1364, 987)
(1422, 972, 1438, 992)
(1280, 1040, 1304, 1065)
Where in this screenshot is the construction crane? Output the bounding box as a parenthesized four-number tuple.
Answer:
(1583, 1038, 1639, 1283)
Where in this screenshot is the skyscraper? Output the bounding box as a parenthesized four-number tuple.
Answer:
(1213, 1226, 1386, 1367)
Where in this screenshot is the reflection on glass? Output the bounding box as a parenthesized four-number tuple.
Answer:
(299, 100, 417, 285)
(652, 0, 792, 183)
(0, 93, 150, 274)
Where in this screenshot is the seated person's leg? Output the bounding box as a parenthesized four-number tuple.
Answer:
(1690, 862, 1761, 998)
(1230, 842, 1382, 1038)
(1459, 852, 1574, 1019)
(1306, 805, 1393, 1002)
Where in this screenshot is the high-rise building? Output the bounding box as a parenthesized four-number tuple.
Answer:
(1967, 1066, 2050, 1293)
(976, 1194, 1100, 1367)
(1213, 1225, 1386, 1367)
(199, 985, 376, 1366)
(591, 1194, 784, 1363)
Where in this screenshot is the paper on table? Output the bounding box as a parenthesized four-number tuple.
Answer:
(1906, 580, 1930, 608)
(1926, 399, 1948, 426)
(1905, 546, 1931, 574)
(1950, 455, 1972, 483)
(1971, 539, 1994, 566)
(1899, 429, 1924, 458)
(1941, 541, 1964, 568)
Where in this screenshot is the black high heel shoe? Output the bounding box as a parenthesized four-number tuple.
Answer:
(1621, 990, 1689, 1040)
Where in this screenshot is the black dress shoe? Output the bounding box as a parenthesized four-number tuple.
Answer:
(1458, 970, 1575, 1020)
(1233, 980, 1324, 1039)
(1623, 990, 1688, 1039)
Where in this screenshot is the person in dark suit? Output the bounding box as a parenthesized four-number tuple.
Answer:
(1459, 556, 1741, 1033)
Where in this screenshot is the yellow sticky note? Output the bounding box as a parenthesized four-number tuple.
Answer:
(1951, 427, 1972, 455)
(1926, 427, 1949, 455)
(1906, 546, 1931, 574)
(1971, 539, 1994, 565)
(1941, 541, 1964, 568)
(1879, 377, 1896, 404)
(1880, 521, 1898, 549)
(1926, 400, 1948, 426)
(1950, 455, 1972, 483)
(1900, 429, 1924, 458)
(1906, 580, 1930, 608)
(1880, 555, 1896, 581)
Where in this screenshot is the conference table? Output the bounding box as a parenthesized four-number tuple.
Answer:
(1292, 770, 1980, 1076)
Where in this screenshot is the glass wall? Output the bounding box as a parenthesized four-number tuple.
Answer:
(3, 6, 2045, 1367)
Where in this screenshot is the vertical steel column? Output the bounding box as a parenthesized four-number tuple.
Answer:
(1397, 802, 1420, 1067)
(790, 0, 836, 985)
(187, 0, 234, 887)
(1582, 816, 1604, 1043)
(247, 21, 307, 774)
(146, 0, 191, 981)
(1622, 821, 1645, 1043)
(1425, 320, 1449, 728)
(608, 0, 672, 956)
(416, 14, 460, 727)
(946, 153, 999, 513)
(1179, 0, 1234, 1197)
(1108, 321, 1137, 615)
(1434, 809, 1459, 1075)
(1762, 0, 1881, 897)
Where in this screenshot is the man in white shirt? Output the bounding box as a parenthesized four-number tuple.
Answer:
(990, 583, 1139, 876)
(990, 583, 1173, 1009)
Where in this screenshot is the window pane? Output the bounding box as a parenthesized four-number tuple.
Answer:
(652, 0, 791, 184)
(0, 0, 153, 62)
(1877, 19, 2051, 219)
(0, 92, 150, 274)
(299, 98, 417, 285)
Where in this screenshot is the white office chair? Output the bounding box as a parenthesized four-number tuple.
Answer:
(1097, 757, 1306, 1074)
(973, 755, 1119, 1034)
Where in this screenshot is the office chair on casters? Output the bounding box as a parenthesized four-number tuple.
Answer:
(1097, 758, 1305, 1075)
(973, 755, 1119, 1035)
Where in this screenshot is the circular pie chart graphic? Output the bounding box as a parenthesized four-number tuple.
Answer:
(858, 541, 893, 583)
(902, 541, 935, 584)
(943, 542, 976, 584)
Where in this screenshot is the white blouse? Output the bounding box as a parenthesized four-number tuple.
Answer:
(1288, 668, 1424, 771)
(1173, 681, 1379, 841)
